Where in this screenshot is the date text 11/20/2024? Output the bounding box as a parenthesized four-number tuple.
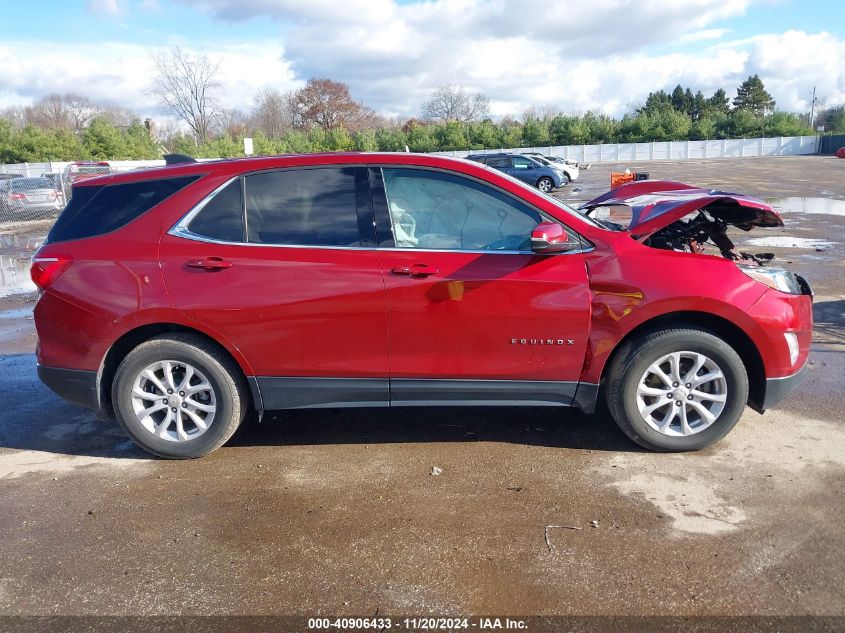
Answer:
(307, 617, 529, 630)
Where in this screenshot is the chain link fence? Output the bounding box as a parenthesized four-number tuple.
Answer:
(0, 162, 116, 297)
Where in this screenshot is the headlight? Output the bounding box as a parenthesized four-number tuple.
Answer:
(738, 265, 802, 294)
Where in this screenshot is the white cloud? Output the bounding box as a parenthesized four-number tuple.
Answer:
(3, 1, 845, 122)
(678, 28, 731, 44)
(0, 40, 302, 117)
(86, 0, 127, 16)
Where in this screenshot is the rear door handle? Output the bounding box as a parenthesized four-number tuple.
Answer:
(186, 257, 233, 271)
(391, 264, 439, 278)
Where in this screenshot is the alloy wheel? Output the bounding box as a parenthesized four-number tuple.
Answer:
(635, 351, 728, 437)
(130, 360, 217, 442)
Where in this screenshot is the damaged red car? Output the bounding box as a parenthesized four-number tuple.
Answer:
(31, 153, 812, 458)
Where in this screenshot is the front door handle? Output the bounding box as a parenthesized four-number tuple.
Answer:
(186, 257, 233, 271)
(391, 264, 439, 278)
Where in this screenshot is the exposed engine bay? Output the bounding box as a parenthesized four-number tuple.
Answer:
(644, 209, 775, 266)
(579, 180, 813, 297)
(579, 180, 786, 267)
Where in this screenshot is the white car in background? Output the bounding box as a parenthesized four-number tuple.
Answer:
(524, 153, 579, 184)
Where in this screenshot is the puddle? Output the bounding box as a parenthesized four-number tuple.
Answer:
(767, 197, 845, 216)
(0, 255, 36, 297)
(744, 237, 835, 249)
(0, 306, 32, 320)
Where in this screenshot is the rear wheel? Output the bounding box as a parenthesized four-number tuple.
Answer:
(112, 333, 247, 458)
(605, 328, 748, 451)
(537, 177, 554, 193)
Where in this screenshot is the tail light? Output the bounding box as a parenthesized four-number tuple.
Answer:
(10, 192, 26, 200)
(31, 255, 72, 290)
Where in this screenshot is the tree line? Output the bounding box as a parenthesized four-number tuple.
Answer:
(1, 47, 842, 164)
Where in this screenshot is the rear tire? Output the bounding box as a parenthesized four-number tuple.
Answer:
(605, 328, 748, 451)
(112, 333, 247, 458)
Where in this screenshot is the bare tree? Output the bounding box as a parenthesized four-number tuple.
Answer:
(289, 78, 377, 132)
(98, 104, 138, 129)
(29, 93, 97, 132)
(0, 105, 30, 129)
(216, 108, 249, 137)
(422, 84, 490, 123)
(149, 47, 222, 142)
(252, 88, 295, 138)
(152, 118, 186, 151)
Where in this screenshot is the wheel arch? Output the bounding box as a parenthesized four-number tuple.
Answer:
(598, 310, 766, 411)
(97, 322, 261, 418)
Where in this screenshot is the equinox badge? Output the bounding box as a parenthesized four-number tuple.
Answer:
(511, 338, 574, 345)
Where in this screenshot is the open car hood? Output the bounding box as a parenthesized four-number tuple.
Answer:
(579, 180, 783, 238)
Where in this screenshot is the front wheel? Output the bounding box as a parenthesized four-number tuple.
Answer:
(536, 177, 554, 193)
(605, 328, 748, 451)
(112, 333, 247, 458)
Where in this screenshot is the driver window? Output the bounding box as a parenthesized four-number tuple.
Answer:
(382, 168, 542, 251)
(511, 157, 534, 170)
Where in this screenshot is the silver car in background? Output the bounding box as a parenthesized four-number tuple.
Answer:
(0, 177, 64, 220)
(523, 152, 580, 184)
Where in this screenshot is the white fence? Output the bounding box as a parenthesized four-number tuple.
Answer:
(0, 135, 822, 176)
(432, 135, 821, 162)
(0, 159, 165, 177)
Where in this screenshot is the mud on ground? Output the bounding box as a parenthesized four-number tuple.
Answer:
(0, 155, 843, 617)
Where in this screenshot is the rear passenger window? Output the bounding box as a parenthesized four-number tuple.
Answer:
(244, 168, 361, 246)
(187, 179, 244, 242)
(47, 176, 199, 244)
(486, 157, 511, 168)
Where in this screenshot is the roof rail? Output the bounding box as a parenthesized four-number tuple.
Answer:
(163, 154, 198, 166)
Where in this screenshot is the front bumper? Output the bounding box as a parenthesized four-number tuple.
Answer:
(37, 364, 105, 416)
(754, 363, 808, 412)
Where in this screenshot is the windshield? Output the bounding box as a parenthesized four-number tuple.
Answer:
(12, 178, 53, 189)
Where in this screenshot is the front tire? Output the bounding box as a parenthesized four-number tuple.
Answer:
(112, 333, 247, 458)
(536, 177, 554, 193)
(605, 328, 748, 451)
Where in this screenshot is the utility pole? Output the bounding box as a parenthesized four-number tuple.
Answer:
(809, 86, 817, 127)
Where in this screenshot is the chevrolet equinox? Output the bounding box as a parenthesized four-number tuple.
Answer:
(32, 153, 813, 458)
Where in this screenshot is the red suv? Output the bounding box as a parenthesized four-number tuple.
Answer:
(32, 153, 812, 458)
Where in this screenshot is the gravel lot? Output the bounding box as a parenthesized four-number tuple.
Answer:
(0, 155, 843, 619)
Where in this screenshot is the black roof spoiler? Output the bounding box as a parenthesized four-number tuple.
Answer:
(164, 154, 198, 166)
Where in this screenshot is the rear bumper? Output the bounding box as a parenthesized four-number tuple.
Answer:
(754, 363, 808, 412)
(37, 364, 104, 416)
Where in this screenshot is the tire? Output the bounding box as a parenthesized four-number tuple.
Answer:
(112, 333, 248, 459)
(536, 177, 554, 193)
(605, 328, 748, 451)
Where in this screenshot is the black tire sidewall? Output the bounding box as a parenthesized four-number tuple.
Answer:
(112, 340, 241, 459)
(615, 331, 748, 451)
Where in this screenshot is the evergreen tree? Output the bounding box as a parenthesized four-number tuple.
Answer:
(733, 75, 776, 116)
(708, 88, 731, 114)
(640, 90, 673, 114)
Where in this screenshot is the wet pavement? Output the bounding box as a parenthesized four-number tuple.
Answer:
(0, 155, 844, 617)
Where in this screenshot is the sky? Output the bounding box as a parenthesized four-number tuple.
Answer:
(0, 0, 843, 122)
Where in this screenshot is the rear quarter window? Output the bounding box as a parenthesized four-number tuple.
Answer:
(186, 179, 244, 242)
(47, 175, 200, 243)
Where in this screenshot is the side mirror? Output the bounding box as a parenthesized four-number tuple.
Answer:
(531, 222, 580, 254)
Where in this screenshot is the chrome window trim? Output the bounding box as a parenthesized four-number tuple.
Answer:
(168, 167, 592, 256)
(169, 175, 240, 236)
